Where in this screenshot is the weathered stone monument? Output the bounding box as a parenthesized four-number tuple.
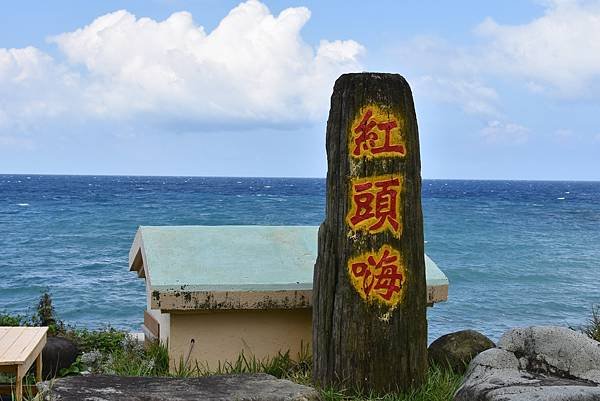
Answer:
(313, 73, 428, 392)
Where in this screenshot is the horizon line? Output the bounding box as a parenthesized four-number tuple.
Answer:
(1, 172, 599, 183)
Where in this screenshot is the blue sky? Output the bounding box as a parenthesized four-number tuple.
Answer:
(1, 0, 599, 179)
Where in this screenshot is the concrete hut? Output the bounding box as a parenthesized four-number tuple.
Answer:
(129, 225, 448, 372)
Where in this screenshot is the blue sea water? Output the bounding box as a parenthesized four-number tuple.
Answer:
(0, 175, 599, 342)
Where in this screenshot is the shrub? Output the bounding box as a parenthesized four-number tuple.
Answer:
(583, 305, 600, 342)
(34, 291, 56, 327)
(31, 291, 65, 335)
(105, 338, 170, 376)
(78, 337, 169, 376)
(64, 327, 127, 354)
(0, 313, 26, 327)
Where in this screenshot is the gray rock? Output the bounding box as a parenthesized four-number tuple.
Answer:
(38, 373, 319, 401)
(454, 326, 600, 401)
(499, 326, 600, 384)
(42, 336, 79, 379)
(428, 330, 495, 373)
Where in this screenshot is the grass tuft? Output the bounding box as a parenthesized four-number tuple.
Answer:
(102, 338, 170, 376)
(317, 364, 463, 401)
(582, 304, 600, 342)
(170, 341, 312, 381)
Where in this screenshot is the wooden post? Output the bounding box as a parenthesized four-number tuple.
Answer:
(312, 73, 427, 393)
(15, 365, 23, 401)
(35, 353, 43, 383)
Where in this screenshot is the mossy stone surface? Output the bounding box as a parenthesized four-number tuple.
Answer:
(428, 329, 495, 374)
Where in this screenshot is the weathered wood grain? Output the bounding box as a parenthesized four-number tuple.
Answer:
(312, 73, 427, 393)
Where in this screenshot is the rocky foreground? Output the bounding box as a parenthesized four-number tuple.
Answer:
(36, 325, 600, 401)
(38, 373, 318, 401)
(455, 326, 600, 401)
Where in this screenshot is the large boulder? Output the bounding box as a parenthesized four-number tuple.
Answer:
(38, 373, 319, 401)
(41, 336, 79, 379)
(454, 326, 600, 401)
(428, 330, 495, 373)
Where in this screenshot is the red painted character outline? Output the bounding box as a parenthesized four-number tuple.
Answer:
(353, 109, 405, 157)
(351, 248, 404, 301)
(349, 177, 400, 233)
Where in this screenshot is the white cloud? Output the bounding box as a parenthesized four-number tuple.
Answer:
(413, 75, 499, 116)
(388, 1, 600, 145)
(0, 0, 364, 135)
(0, 47, 82, 134)
(554, 128, 576, 142)
(391, 35, 477, 77)
(0, 47, 51, 83)
(391, 0, 600, 112)
(481, 120, 529, 143)
(391, 36, 503, 118)
(476, 0, 600, 95)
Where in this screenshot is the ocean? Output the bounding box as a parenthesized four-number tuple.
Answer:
(1, 175, 599, 342)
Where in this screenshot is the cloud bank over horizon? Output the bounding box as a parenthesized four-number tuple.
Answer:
(1, 0, 599, 179)
(476, 0, 600, 96)
(0, 0, 363, 137)
(3, 0, 600, 140)
(394, 0, 600, 144)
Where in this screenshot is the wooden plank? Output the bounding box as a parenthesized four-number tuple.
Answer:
(1, 330, 37, 364)
(0, 364, 15, 373)
(0, 327, 26, 363)
(35, 353, 42, 383)
(21, 336, 47, 375)
(0, 384, 38, 396)
(0, 327, 25, 351)
(0, 328, 47, 365)
(15, 364, 23, 401)
(0, 384, 13, 395)
(0, 328, 12, 343)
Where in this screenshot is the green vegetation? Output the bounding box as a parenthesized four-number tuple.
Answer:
(32, 292, 58, 328)
(63, 327, 127, 354)
(122, 345, 311, 385)
(583, 304, 600, 342)
(319, 365, 463, 401)
(2, 307, 460, 401)
(168, 347, 461, 400)
(170, 341, 312, 380)
(1, 290, 64, 335)
(95, 338, 170, 376)
(0, 313, 26, 327)
(0, 372, 39, 400)
(0, 293, 476, 401)
(6, 295, 600, 401)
